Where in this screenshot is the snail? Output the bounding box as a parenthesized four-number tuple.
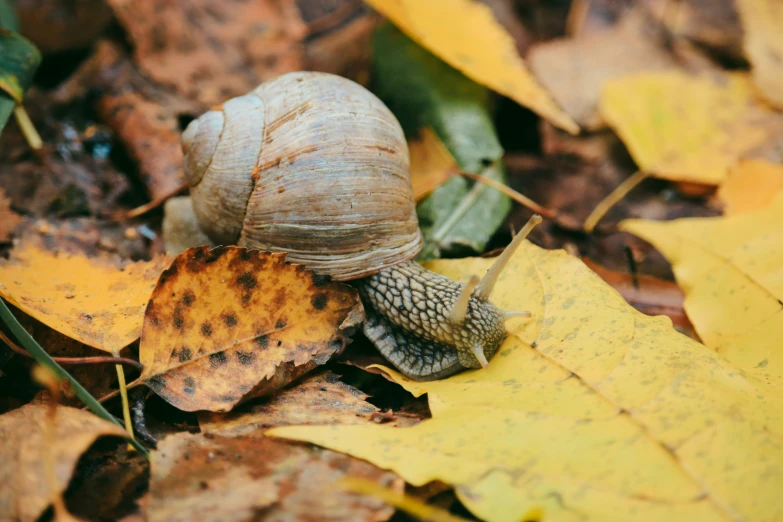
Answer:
(164, 71, 541, 381)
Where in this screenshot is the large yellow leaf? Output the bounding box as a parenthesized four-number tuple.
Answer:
(364, 0, 579, 135)
(736, 0, 783, 108)
(599, 71, 768, 184)
(269, 241, 783, 521)
(621, 193, 783, 387)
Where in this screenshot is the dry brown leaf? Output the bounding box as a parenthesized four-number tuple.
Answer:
(105, 0, 307, 108)
(0, 188, 21, 243)
(148, 431, 401, 522)
(408, 127, 459, 201)
(0, 404, 129, 522)
(0, 237, 171, 354)
(198, 371, 381, 436)
(640, 0, 744, 61)
(528, 10, 678, 130)
(717, 159, 783, 215)
(139, 246, 364, 412)
(736, 0, 783, 108)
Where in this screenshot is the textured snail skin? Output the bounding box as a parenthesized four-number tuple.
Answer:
(357, 262, 507, 381)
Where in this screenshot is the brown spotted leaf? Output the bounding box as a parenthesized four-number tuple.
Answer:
(139, 246, 365, 412)
(0, 404, 129, 522)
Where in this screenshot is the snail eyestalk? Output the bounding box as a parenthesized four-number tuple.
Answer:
(472, 344, 490, 368)
(474, 214, 543, 301)
(449, 275, 479, 324)
(503, 310, 532, 320)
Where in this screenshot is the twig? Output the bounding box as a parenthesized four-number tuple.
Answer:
(109, 183, 189, 220)
(566, 0, 590, 37)
(457, 170, 556, 219)
(0, 330, 143, 369)
(97, 377, 143, 404)
(583, 170, 650, 233)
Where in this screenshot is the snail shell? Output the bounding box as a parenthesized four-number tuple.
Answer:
(180, 71, 423, 281)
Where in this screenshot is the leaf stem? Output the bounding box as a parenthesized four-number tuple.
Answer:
(583, 170, 650, 233)
(0, 330, 143, 369)
(458, 170, 556, 219)
(13, 105, 42, 150)
(0, 299, 149, 458)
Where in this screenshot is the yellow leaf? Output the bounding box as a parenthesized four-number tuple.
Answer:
(408, 127, 458, 201)
(140, 246, 364, 412)
(600, 71, 768, 184)
(364, 0, 579, 134)
(269, 241, 783, 521)
(717, 159, 783, 215)
(0, 240, 170, 354)
(621, 194, 783, 386)
(737, 0, 783, 108)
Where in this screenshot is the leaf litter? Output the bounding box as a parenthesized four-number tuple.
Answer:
(2, 1, 783, 521)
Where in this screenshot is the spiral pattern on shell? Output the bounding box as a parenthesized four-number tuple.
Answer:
(181, 71, 423, 281)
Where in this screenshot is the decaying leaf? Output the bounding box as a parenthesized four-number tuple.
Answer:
(528, 10, 678, 130)
(408, 127, 458, 201)
(0, 237, 171, 354)
(736, 0, 783, 108)
(105, 0, 306, 109)
(717, 158, 783, 215)
(365, 0, 578, 134)
(198, 371, 382, 436)
(600, 70, 769, 185)
(270, 240, 783, 522)
(0, 404, 129, 522)
(640, 0, 744, 61)
(139, 246, 364, 412)
(148, 431, 401, 522)
(621, 193, 783, 386)
(0, 187, 21, 242)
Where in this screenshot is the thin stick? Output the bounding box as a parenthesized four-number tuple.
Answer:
(115, 363, 136, 452)
(475, 214, 542, 301)
(566, 0, 590, 37)
(583, 170, 649, 233)
(97, 377, 143, 404)
(0, 330, 143, 369)
(458, 171, 556, 219)
(13, 105, 43, 150)
(110, 183, 189, 220)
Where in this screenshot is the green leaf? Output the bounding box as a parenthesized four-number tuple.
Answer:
(0, 26, 41, 133)
(371, 23, 511, 260)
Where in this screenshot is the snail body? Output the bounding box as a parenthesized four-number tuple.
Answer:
(172, 71, 538, 380)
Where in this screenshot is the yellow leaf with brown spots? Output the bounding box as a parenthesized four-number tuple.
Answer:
(365, 0, 579, 134)
(139, 246, 364, 412)
(0, 239, 171, 354)
(270, 240, 783, 522)
(737, 0, 783, 108)
(599, 70, 769, 184)
(717, 159, 783, 215)
(408, 127, 458, 201)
